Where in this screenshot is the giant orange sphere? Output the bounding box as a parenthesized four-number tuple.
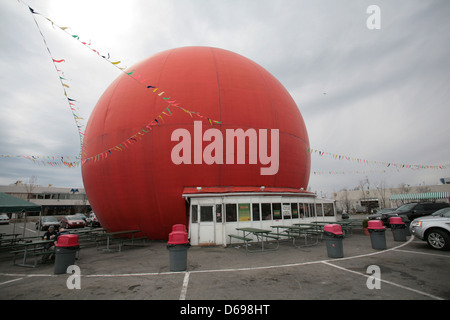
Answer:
(81, 46, 310, 239)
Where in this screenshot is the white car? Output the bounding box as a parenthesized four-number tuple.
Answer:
(410, 207, 450, 251)
(0, 214, 10, 225)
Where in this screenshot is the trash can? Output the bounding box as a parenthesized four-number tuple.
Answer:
(368, 220, 387, 250)
(54, 234, 79, 274)
(323, 224, 344, 258)
(167, 225, 190, 272)
(390, 217, 407, 242)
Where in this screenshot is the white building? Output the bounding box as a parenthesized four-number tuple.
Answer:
(333, 181, 450, 214)
(0, 181, 90, 216)
(182, 186, 336, 246)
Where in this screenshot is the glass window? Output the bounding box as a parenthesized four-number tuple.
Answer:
(226, 204, 237, 222)
(216, 204, 222, 223)
(283, 203, 291, 219)
(291, 203, 299, 218)
(252, 203, 260, 221)
(261, 203, 272, 220)
(308, 203, 316, 218)
(323, 203, 334, 216)
(191, 205, 198, 223)
(200, 206, 213, 222)
(273, 203, 282, 220)
(316, 204, 323, 217)
(299, 204, 305, 218)
(238, 203, 251, 222)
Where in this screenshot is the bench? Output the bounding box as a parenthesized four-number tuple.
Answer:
(11, 247, 55, 268)
(118, 236, 147, 251)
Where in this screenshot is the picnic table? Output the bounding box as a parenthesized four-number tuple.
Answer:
(10, 239, 54, 268)
(0, 233, 21, 248)
(96, 230, 144, 252)
(229, 227, 279, 252)
(311, 221, 354, 236)
(271, 225, 321, 247)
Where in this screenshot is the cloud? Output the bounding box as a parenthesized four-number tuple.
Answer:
(1, 0, 449, 194)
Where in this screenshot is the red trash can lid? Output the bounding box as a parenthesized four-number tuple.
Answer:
(368, 220, 386, 230)
(55, 234, 79, 247)
(168, 231, 189, 245)
(172, 224, 187, 232)
(324, 224, 343, 235)
(389, 217, 404, 224)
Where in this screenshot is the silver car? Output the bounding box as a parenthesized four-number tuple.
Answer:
(410, 207, 450, 251)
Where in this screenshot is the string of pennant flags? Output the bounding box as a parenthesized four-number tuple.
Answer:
(307, 148, 450, 170)
(27, 6, 86, 149)
(25, 3, 222, 165)
(3, 2, 449, 174)
(0, 154, 81, 168)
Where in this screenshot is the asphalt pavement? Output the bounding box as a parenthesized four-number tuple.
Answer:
(1, 221, 449, 305)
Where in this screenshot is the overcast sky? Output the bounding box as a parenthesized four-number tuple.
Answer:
(1, 0, 449, 197)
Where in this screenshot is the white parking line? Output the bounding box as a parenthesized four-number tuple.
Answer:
(321, 261, 444, 300)
(179, 272, 190, 300)
(395, 249, 450, 258)
(1, 236, 445, 300)
(0, 278, 24, 286)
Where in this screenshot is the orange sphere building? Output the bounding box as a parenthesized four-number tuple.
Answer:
(81, 46, 311, 240)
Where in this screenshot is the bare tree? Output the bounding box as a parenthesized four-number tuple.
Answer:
(24, 175, 38, 201)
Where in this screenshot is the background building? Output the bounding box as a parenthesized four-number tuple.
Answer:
(333, 179, 450, 214)
(0, 181, 90, 216)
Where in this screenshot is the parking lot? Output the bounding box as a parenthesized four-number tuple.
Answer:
(0, 221, 449, 304)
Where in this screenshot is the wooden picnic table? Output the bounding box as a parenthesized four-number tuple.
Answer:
(233, 227, 279, 252)
(97, 230, 143, 252)
(10, 239, 54, 268)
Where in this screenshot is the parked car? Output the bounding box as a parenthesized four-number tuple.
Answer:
(410, 207, 450, 251)
(395, 202, 450, 222)
(35, 216, 60, 231)
(0, 214, 10, 225)
(86, 212, 101, 227)
(60, 215, 85, 229)
(367, 208, 399, 226)
(73, 213, 88, 222)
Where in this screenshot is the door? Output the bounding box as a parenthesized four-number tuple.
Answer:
(198, 205, 215, 245)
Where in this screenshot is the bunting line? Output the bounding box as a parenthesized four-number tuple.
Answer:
(308, 148, 450, 170)
(27, 5, 85, 149)
(14, 2, 450, 172)
(0, 154, 81, 168)
(24, 3, 222, 165)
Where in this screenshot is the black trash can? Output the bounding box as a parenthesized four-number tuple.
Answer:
(368, 220, 387, 250)
(167, 225, 190, 272)
(54, 234, 79, 275)
(323, 224, 344, 258)
(390, 217, 407, 242)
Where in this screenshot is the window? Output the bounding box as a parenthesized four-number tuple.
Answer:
(316, 204, 323, 217)
(291, 203, 299, 218)
(252, 203, 260, 221)
(238, 203, 251, 221)
(191, 205, 198, 223)
(261, 203, 272, 220)
(299, 204, 305, 218)
(226, 204, 237, 222)
(305, 204, 315, 218)
(323, 203, 334, 216)
(200, 206, 213, 222)
(216, 204, 222, 223)
(282, 203, 291, 220)
(273, 203, 282, 220)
